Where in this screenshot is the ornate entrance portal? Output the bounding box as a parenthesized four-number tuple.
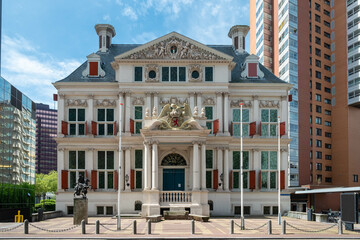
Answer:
(161, 154, 186, 191)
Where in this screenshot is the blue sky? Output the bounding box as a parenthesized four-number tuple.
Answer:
(2, 0, 250, 105)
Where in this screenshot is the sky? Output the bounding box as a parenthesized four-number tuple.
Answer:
(2, 0, 250, 106)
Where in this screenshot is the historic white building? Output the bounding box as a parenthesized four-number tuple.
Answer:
(54, 24, 292, 217)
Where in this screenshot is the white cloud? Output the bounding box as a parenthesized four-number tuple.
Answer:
(122, 6, 138, 20)
(131, 32, 158, 44)
(103, 14, 111, 21)
(2, 35, 81, 105)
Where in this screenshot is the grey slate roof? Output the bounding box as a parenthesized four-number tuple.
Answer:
(57, 44, 286, 84)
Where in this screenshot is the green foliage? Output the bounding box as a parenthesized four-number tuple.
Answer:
(35, 171, 57, 197)
(34, 199, 56, 212)
(0, 182, 35, 209)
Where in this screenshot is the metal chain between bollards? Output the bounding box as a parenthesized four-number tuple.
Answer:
(100, 222, 132, 232)
(0, 223, 23, 232)
(234, 221, 267, 231)
(287, 222, 338, 233)
(28, 222, 80, 232)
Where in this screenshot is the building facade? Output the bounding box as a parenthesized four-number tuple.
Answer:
(0, 77, 36, 184)
(35, 103, 57, 174)
(54, 24, 292, 217)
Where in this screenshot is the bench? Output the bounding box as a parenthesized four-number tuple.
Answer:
(164, 211, 189, 220)
(146, 215, 162, 222)
(189, 214, 209, 222)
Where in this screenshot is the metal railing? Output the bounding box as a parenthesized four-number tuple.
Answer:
(159, 191, 192, 203)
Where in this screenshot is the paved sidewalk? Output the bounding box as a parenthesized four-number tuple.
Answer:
(1, 216, 360, 239)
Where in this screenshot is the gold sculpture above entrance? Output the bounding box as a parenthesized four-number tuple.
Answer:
(149, 103, 203, 130)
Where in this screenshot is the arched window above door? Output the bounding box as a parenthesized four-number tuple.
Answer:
(161, 153, 187, 166)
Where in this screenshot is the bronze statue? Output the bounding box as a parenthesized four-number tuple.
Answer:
(74, 175, 90, 199)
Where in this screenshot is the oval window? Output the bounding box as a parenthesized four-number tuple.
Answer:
(170, 45, 177, 54)
(148, 70, 156, 79)
(191, 70, 200, 79)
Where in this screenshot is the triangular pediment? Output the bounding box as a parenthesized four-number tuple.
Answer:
(114, 32, 233, 61)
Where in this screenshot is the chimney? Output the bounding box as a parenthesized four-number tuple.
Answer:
(228, 25, 250, 53)
(95, 24, 116, 52)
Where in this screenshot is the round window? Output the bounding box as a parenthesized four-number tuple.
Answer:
(191, 70, 200, 79)
(170, 45, 177, 54)
(148, 70, 156, 79)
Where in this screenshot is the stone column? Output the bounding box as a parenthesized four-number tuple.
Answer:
(145, 92, 152, 113)
(189, 92, 195, 111)
(216, 92, 223, 133)
(217, 148, 223, 190)
(87, 95, 94, 134)
(118, 92, 125, 133)
(196, 93, 202, 112)
(58, 94, 65, 135)
(281, 96, 288, 134)
(57, 148, 65, 190)
(201, 143, 206, 190)
(124, 148, 131, 191)
(153, 92, 159, 113)
(144, 141, 151, 190)
(125, 91, 131, 133)
(253, 95, 259, 126)
(192, 141, 200, 191)
(224, 92, 229, 134)
(151, 141, 159, 190)
(223, 148, 229, 191)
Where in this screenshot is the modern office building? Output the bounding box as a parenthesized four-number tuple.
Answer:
(54, 24, 292, 217)
(35, 103, 57, 174)
(0, 76, 36, 184)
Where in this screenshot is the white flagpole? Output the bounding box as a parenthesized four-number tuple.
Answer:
(117, 103, 123, 230)
(278, 116, 281, 225)
(240, 103, 244, 229)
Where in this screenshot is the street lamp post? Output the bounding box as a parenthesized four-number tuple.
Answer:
(117, 103, 123, 230)
(278, 116, 281, 225)
(240, 103, 244, 229)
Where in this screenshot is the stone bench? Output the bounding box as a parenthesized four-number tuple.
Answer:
(146, 215, 162, 222)
(164, 211, 189, 220)
(314, 213, 328, 223)
(189, 214, 209, 222)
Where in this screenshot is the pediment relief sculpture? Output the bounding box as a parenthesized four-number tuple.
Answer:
(203, 97, 215, 106)
(259, 100, 280, 108)
(144, 64, 160, 82)
(230, 100, 252, 108)
(160, 97, 188, 105)
(66, 99, 87, 107)
(148, 103, 203, 130)
(123, 36, 227, 60)
(132, 97, 145, 106)
(95, 99, 116, 107)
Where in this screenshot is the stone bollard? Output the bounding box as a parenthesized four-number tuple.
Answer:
(81, 219, 86, 234)
(24, 219, 29, 234)
(268, 220, 272, 235)
(338, 220, 343, 235)
(230, 220, 234, 234)
(281, 220, 286, 235)
(133, 220, 137, 234)
(191, 220, 195, 234)
(95, 220, 100, 234)
(147, 220, 151, 235)
(241, 217, 245, 230)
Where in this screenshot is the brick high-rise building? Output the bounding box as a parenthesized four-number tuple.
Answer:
(35, 103, 57, 174)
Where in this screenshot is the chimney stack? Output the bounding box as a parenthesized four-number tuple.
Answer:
(228, 25, 250, 53)
(95, 24, 116, 52)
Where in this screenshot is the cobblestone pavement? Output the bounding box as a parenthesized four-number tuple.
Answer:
(1, 216, 360, 239)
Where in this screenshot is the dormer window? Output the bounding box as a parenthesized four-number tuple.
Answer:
(241, 55, 264, 79)
(248, 63, 257, 78)
(82, 53, 105, 78)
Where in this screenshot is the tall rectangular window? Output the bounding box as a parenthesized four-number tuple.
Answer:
(69, 151, 86, 188)
(205, 106, 213, 134)
(134, 106, 143, 134)
(97, 109, 114, 136)
(98, 151, 115, 189)
(135, 150, 143, 189)
(134, 67, 143, 82)
(68, 108, 85, 135)
(161, 67, 186, 82)
(232, 109, 250, 137)
(206, 150, 213, 189)
(261, 109, 278, 137)
(233, 151, 249, 189)
(205, 67, 213, 82)
(261, 151, 277, 189)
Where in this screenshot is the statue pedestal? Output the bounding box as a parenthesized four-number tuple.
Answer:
(73, 198, 88, 225)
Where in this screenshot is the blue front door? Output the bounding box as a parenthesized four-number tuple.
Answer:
(163, 169, 185, 191)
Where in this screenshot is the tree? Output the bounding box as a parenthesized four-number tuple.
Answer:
(35, 171, 57, 199)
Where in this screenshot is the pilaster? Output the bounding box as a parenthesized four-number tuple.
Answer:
(216, 92, 223, 133)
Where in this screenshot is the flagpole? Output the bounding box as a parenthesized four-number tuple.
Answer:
(117, 103, 123, 230)
(278, 116, 281, 225)
(240, 103, 244, 229)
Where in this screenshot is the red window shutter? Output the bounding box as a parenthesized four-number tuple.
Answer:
(130, 169, 135, 189)
(213, 169, 218, 190)
(85, 121, 87, 135)
(249, 121, 256, 136)
(258, 170, 262, 189)
(91, 170, 97, 190)
(91, 121, 97, 135)
(114, 170, 118, 190)
(130, 119, 135, 134)
(61, 121, 68, 135)
(280, 122, 286, 136)
(213, 119, 219, 134)
(249, 170, 256, 189)
(280, 170, 285, 190)
(53, 94, 58, 101)
(234, 36, 239, 49)
(248, 63, 257, 77)
(85, 170, 88, 179)
(229, 170, 233, 190)
(230, 121, 233, 136)
(89, 62, 98, 76)
(288, 94, 293, 102)
(114, 121, 117, 135)
(259, 122, 262, 136)
(61, 170, 68, 189)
